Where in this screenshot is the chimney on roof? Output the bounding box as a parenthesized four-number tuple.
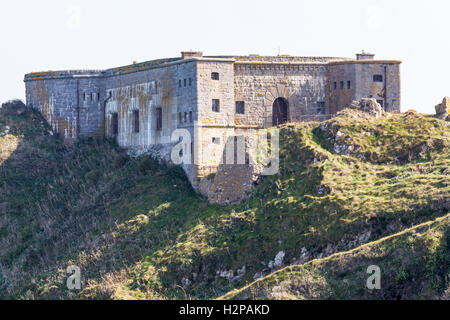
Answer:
(356, 51, 375, 60)
(181, 51, 203, 59)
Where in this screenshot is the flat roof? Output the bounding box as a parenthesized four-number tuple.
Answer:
(24, 54, 401, 81)
(328, 60, 402, 65)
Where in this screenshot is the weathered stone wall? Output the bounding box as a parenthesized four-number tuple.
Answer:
(327, 61, 401, 113)
(326, 64, 357, 114)
(104, 59, 197, 148)
(25, 71, 104, 139)
(192, 59, 236, 183)
(234, 63, 329, 126)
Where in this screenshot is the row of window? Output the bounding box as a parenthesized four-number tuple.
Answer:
(333, 81, 352, 90)
(111, 99, 328, 135)
(178, 111, 193, 124)
(211, 99, 245, 114)
(110, 108, 163, 135)
(179, 78, 193, 88)
(111, 100, 242, 135)
(333, 75, 384, 91)
(83, 92, 100, 102)
(178, 72, 220, 89)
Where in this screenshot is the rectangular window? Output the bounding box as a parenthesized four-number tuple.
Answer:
(178, 112, 182, 124)
(97, 93, 100, 101)
(347, 81, 351, 89)
(179, 80, 182, 88)
(83, 93, 86, 101)
(91, 93, 94, 101)
(111, 113, 118, 135)
(156, 108, 162, 131)
(235, 101, 245, 114)
(212, 137, 220, 144)
(189, 111, 193, 122)
(212, 99, 220, 112)
(211, 72, 219, 80)
(317, 102, 326, 115)
(333, 82, 337, 90)
(340, 81, 344, 89)
(133, 110, 140, 133)
(373, 75, 383, 82)
(184, 112, 187, 123)
(189, 78, 192, 86)
(184, 79, 187, 87)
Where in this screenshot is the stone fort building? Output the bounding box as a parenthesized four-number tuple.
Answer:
(24, 51, 401, 203)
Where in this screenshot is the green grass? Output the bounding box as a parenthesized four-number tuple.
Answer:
(0, 100, 448, 300)
(221, 213, 450, 300)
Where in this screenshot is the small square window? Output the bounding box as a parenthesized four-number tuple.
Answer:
(212, 137, 220, 144)
(235, 101, 245, 114)
(211, 72, 219, 80)
(373, 75, 383, 82)
(212, 99, 220, 112)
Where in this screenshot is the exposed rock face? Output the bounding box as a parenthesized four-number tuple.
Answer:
(435, 97, 450, 120)
(204, 135, 266, 206)
(348, 98, 384, 118)
(206, 163, 262, 205)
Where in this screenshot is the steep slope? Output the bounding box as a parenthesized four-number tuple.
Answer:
(0, 100, 448, 300)
(221, 213, 450, 300)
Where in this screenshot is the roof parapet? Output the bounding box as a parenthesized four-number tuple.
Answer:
(356, 52, 375, 60)
(181, 51, 203, 59)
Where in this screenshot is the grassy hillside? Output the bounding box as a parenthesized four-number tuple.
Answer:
(0, 100, 448, 300)
(221, 213, 450, 300)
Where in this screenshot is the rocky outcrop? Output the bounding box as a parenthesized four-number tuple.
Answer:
(435, 97, 450, 120)
(206, 163, 263, 205)
(348, 98, 384, 118)
(204, 135, 267, 206)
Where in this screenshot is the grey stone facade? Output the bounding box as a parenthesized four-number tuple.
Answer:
(24, 51, 401, 196)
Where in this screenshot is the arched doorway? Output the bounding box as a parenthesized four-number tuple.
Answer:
(272, 97, 289, 126)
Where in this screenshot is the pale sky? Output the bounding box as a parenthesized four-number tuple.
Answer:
(1, 0, 449, 113)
